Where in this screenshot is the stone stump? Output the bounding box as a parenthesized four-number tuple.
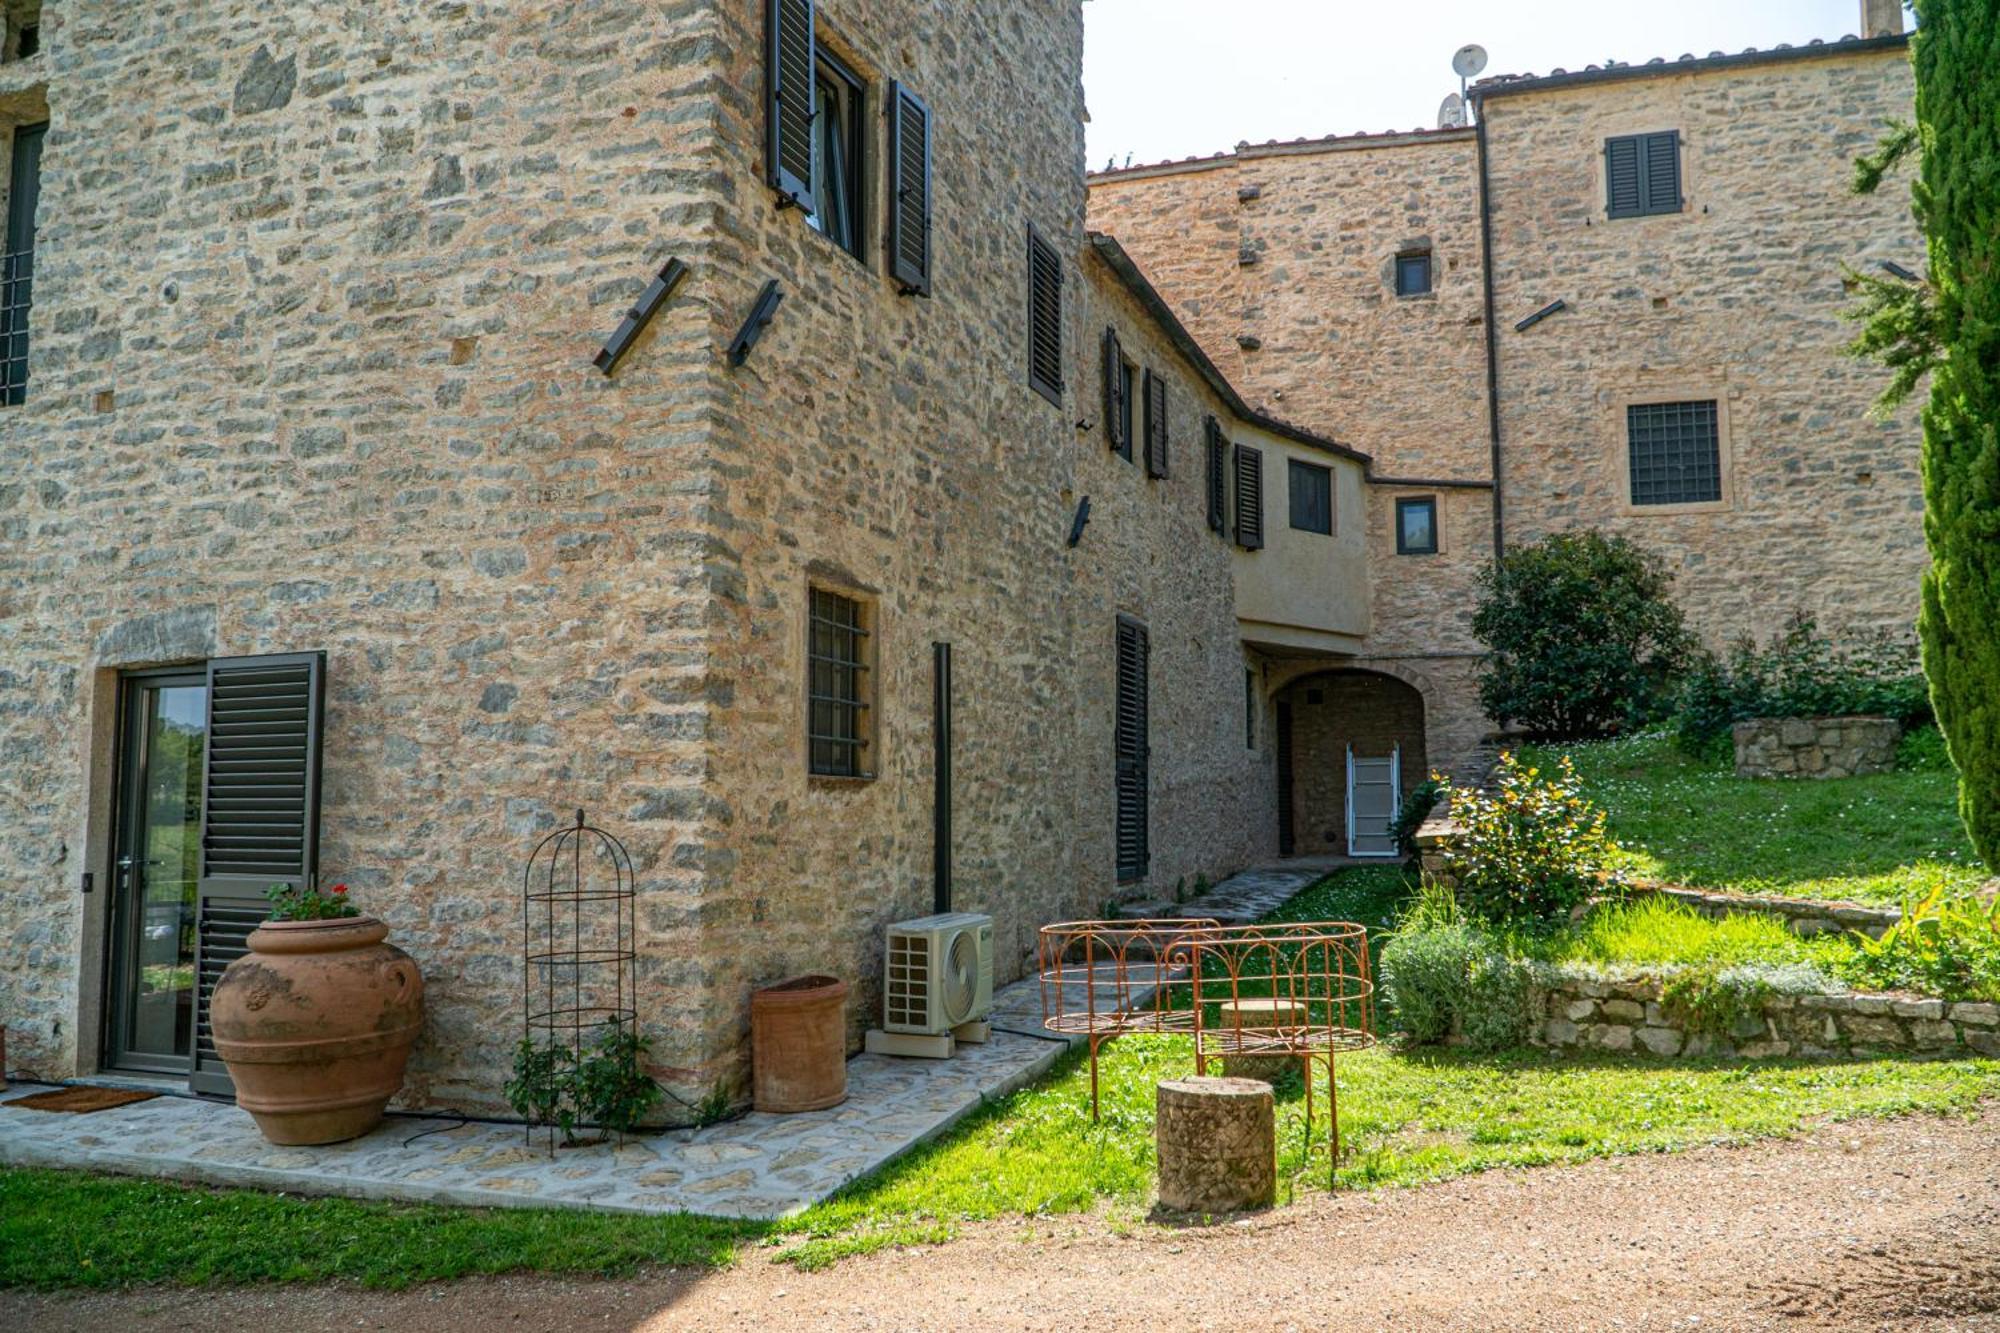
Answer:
(1156, 1076, 1275, 1213)
(1216, 997, 1307, 1083)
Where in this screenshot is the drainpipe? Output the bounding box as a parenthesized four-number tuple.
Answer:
(1474, 102, 1505, 557)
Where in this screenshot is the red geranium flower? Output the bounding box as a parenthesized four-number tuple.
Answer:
(331, 884, 348, 894)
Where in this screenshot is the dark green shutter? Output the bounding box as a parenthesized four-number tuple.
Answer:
(887, 81, 932, 296)
(1642, 131, 1681, 214)
(1205, 417, 1226, 533)
(1233, 444, 1264, 550)
(1102, 327, 1128, 455)
(1607, 131, 1680, 218)
(1114, 617, 1150, 882)
(191, 652, 327, 1096)
(1605, 135, 1642, 218)
(766, 0, 816, 212)
(1027, 227, 1063, 405)
(1143, 370, 1169, 479)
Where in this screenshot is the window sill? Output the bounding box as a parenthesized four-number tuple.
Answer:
(1394, 290, 1437, 302)
(1622, 499, 1729, 516)
(809, 772, 878, 789)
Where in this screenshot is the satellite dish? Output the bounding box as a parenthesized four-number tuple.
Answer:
(1437, 92, 1467, 128)
(1452, 43, 1489, 79)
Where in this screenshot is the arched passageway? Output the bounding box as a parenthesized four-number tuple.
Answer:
(1273, 669, 1427, 857)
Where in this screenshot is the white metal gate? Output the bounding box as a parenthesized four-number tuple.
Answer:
(1346, 744, 1401, 859)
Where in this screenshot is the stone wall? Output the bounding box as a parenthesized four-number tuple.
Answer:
(1733, 715, 1901, 780)
(1538, 972, 2000, 1061)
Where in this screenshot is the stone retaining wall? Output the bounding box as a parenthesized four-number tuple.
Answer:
(1632, 884, 1902, 940)
(1537, 973, 1999, 1061)
(1733, 716, 1901, 780)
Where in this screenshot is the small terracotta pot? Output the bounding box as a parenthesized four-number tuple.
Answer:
(210, 916, 425, 1145)
(750, 974, 849, 1113)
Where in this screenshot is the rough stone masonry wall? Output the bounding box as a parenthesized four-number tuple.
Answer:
(1733, 715, 1901, 780)
(1482, 49, 1925, 651)
(0, 2, 741, 1112)
(1538, 973, 2000, 1062)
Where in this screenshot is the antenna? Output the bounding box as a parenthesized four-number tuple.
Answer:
(1437, 92, 1466, 129)
(1451, 43, 1489, 121)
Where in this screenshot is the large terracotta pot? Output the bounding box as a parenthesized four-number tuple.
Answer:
(210, 916, 424, 1145)
(750, 974, 849, 1113)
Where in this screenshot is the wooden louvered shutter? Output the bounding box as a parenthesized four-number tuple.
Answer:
(190, 651, 327, 1096)
(1027, 227, 1063, 405)
(1143, 370, 1169, 479)
(1605, 135, 1642, 218)
(1233, 444, 1264, 550)
(887, 81, 933, 296)
(1114, 617, 1150, 882)
(1205, 418, 1227, 533)
(765, 0, 816, 213)
(1102, 327, 1128, 456)
(1641, 131, 1681, 214)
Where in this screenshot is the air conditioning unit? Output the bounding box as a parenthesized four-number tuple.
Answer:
(883, 912, 993, 1037)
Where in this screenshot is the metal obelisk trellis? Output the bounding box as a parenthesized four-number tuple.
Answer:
(521, 809, 637, 1153)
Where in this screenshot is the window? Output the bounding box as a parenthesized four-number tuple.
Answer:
(1395, 250, 1432, 297)
(1027, 226, 1063, 406)
(806, 48, 866, 261)
(1244, 669, 1257, 749)
(1396, 496, 1438, 555)
(1204, 417, 1227, 534)
(1287, 459, 1332, 535)
(3, 120, 44, 407)
(1232, 444, 1264, 550)
(1627, 400, 1722, 505)
(808, 588, 872, 777)
(1115, 617, 1150, 882)
(1605, 131, 1682, 219)
(1102, 327, 1133, 461)
(1142, 369, 1168, 478)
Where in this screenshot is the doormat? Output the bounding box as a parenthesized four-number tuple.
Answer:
(5, 1086, 160, 1114)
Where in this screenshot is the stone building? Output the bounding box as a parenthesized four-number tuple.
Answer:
(1090, 4, 1922, 850)
(0, 0, 1924, 1119)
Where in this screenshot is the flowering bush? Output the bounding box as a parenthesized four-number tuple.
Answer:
(264, 880, 360, 922)
(1439, 753, 1628, 922)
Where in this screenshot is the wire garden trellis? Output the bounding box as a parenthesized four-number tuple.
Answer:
(521, 809, 637, 1153)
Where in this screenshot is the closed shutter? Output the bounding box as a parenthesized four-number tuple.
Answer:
(887, 82, 933, 296)
(191, 652, 327, 1096)
(1233, 443, 1264, 550)
(1143, 370, 1169, 479)
(1114, 617, 1150, 882)
(1205, 417, 1226, 533)
(1102, 327, 1128, 456)
(765, 0, 817, 213)
(1642, 131, 1681, 214)
(1027, 227, 1063, 405)
(1607, 131, 1681, 218)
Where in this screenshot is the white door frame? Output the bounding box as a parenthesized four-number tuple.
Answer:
(1346, 742, 1402, 859)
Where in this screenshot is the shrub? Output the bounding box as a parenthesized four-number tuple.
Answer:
(1378, 882, 1538, 1051)
(1670, 612, 1932, 759)
(1842, 883, 2000, 1001)
(1472, 531, 1696, 739)
(1438, 752, 1629, 923)
(1388, 777, 1445, 859)
(1662, 961, 1836, 1040)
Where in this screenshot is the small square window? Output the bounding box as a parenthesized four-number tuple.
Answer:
(1395, 251, 1432, 297)
(1396, 497, 1438, 555)
(1627, 400, 1721, 505)
(805, 48, 866, 263)
(807, 587, 873, 778)
(1288, 459, 1332, 535)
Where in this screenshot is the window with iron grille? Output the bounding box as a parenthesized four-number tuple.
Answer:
(1626, 400, 1722, 506)
(1027, 226, 1063, 406)
(808, 588, 872, 777)
(3, 120, 45, 407)
(1394, 250, 1432, 297)
(1288, 459, 1332, 534)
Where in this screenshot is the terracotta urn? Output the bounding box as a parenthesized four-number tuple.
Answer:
(750, 974, 849, 1113)
(210, 916, 425, 1145)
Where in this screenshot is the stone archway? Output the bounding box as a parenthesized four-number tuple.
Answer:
(1274, 669, 1427, 858)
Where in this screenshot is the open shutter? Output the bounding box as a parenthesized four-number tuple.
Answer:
(887, 81, 933, 296)
(1605, 135, 1642, 219)
(1641, 131, 1681, 214)
(191, 651, 327, 1096)
(1143, 370, 1169, 479)
(1027, 227, 1063, 405)
(765, 0, 817, 213)
(1102, 327, 1128, 456)
(1205, 418, 1227, 533)
(1233, 444, 1264, 550)
(1114, 618, 1150, 882)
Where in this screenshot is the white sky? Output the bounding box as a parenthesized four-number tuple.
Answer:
(1083, 0, 1893, 169)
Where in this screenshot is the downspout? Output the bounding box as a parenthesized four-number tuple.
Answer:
(1474, 99, 1505, 556)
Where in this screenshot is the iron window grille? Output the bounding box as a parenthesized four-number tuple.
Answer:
(808, 588, 871, 777)
(807, 46, 867, 262)
(1288, 459, 1332, 535)
(1395, 251, 1432, 297)
(3, 121, 43, 407)
(1395, 496, 1438, 554)
(1626, 400, 1722, 506)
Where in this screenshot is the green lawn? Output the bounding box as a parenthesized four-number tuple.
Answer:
(1515, 731, 1983, 905)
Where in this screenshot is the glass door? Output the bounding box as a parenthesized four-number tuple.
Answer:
(105, 672, 208, 1073)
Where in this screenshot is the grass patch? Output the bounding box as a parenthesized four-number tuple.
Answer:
(1515, 731, 1982, 904)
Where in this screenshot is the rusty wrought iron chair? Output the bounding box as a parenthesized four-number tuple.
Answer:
(1036, 917, 1220, 1114)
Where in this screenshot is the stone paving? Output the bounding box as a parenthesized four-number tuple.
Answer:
(1109, 858, 1338, 925)
(0, 862, 1324, 1220)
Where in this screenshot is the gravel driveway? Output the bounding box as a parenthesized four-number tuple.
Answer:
(11, 1107, 2000, 1332)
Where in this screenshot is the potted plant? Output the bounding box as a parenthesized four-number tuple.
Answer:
(506, 1024, 663, 1147)
(209, 882, 425, 1146)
